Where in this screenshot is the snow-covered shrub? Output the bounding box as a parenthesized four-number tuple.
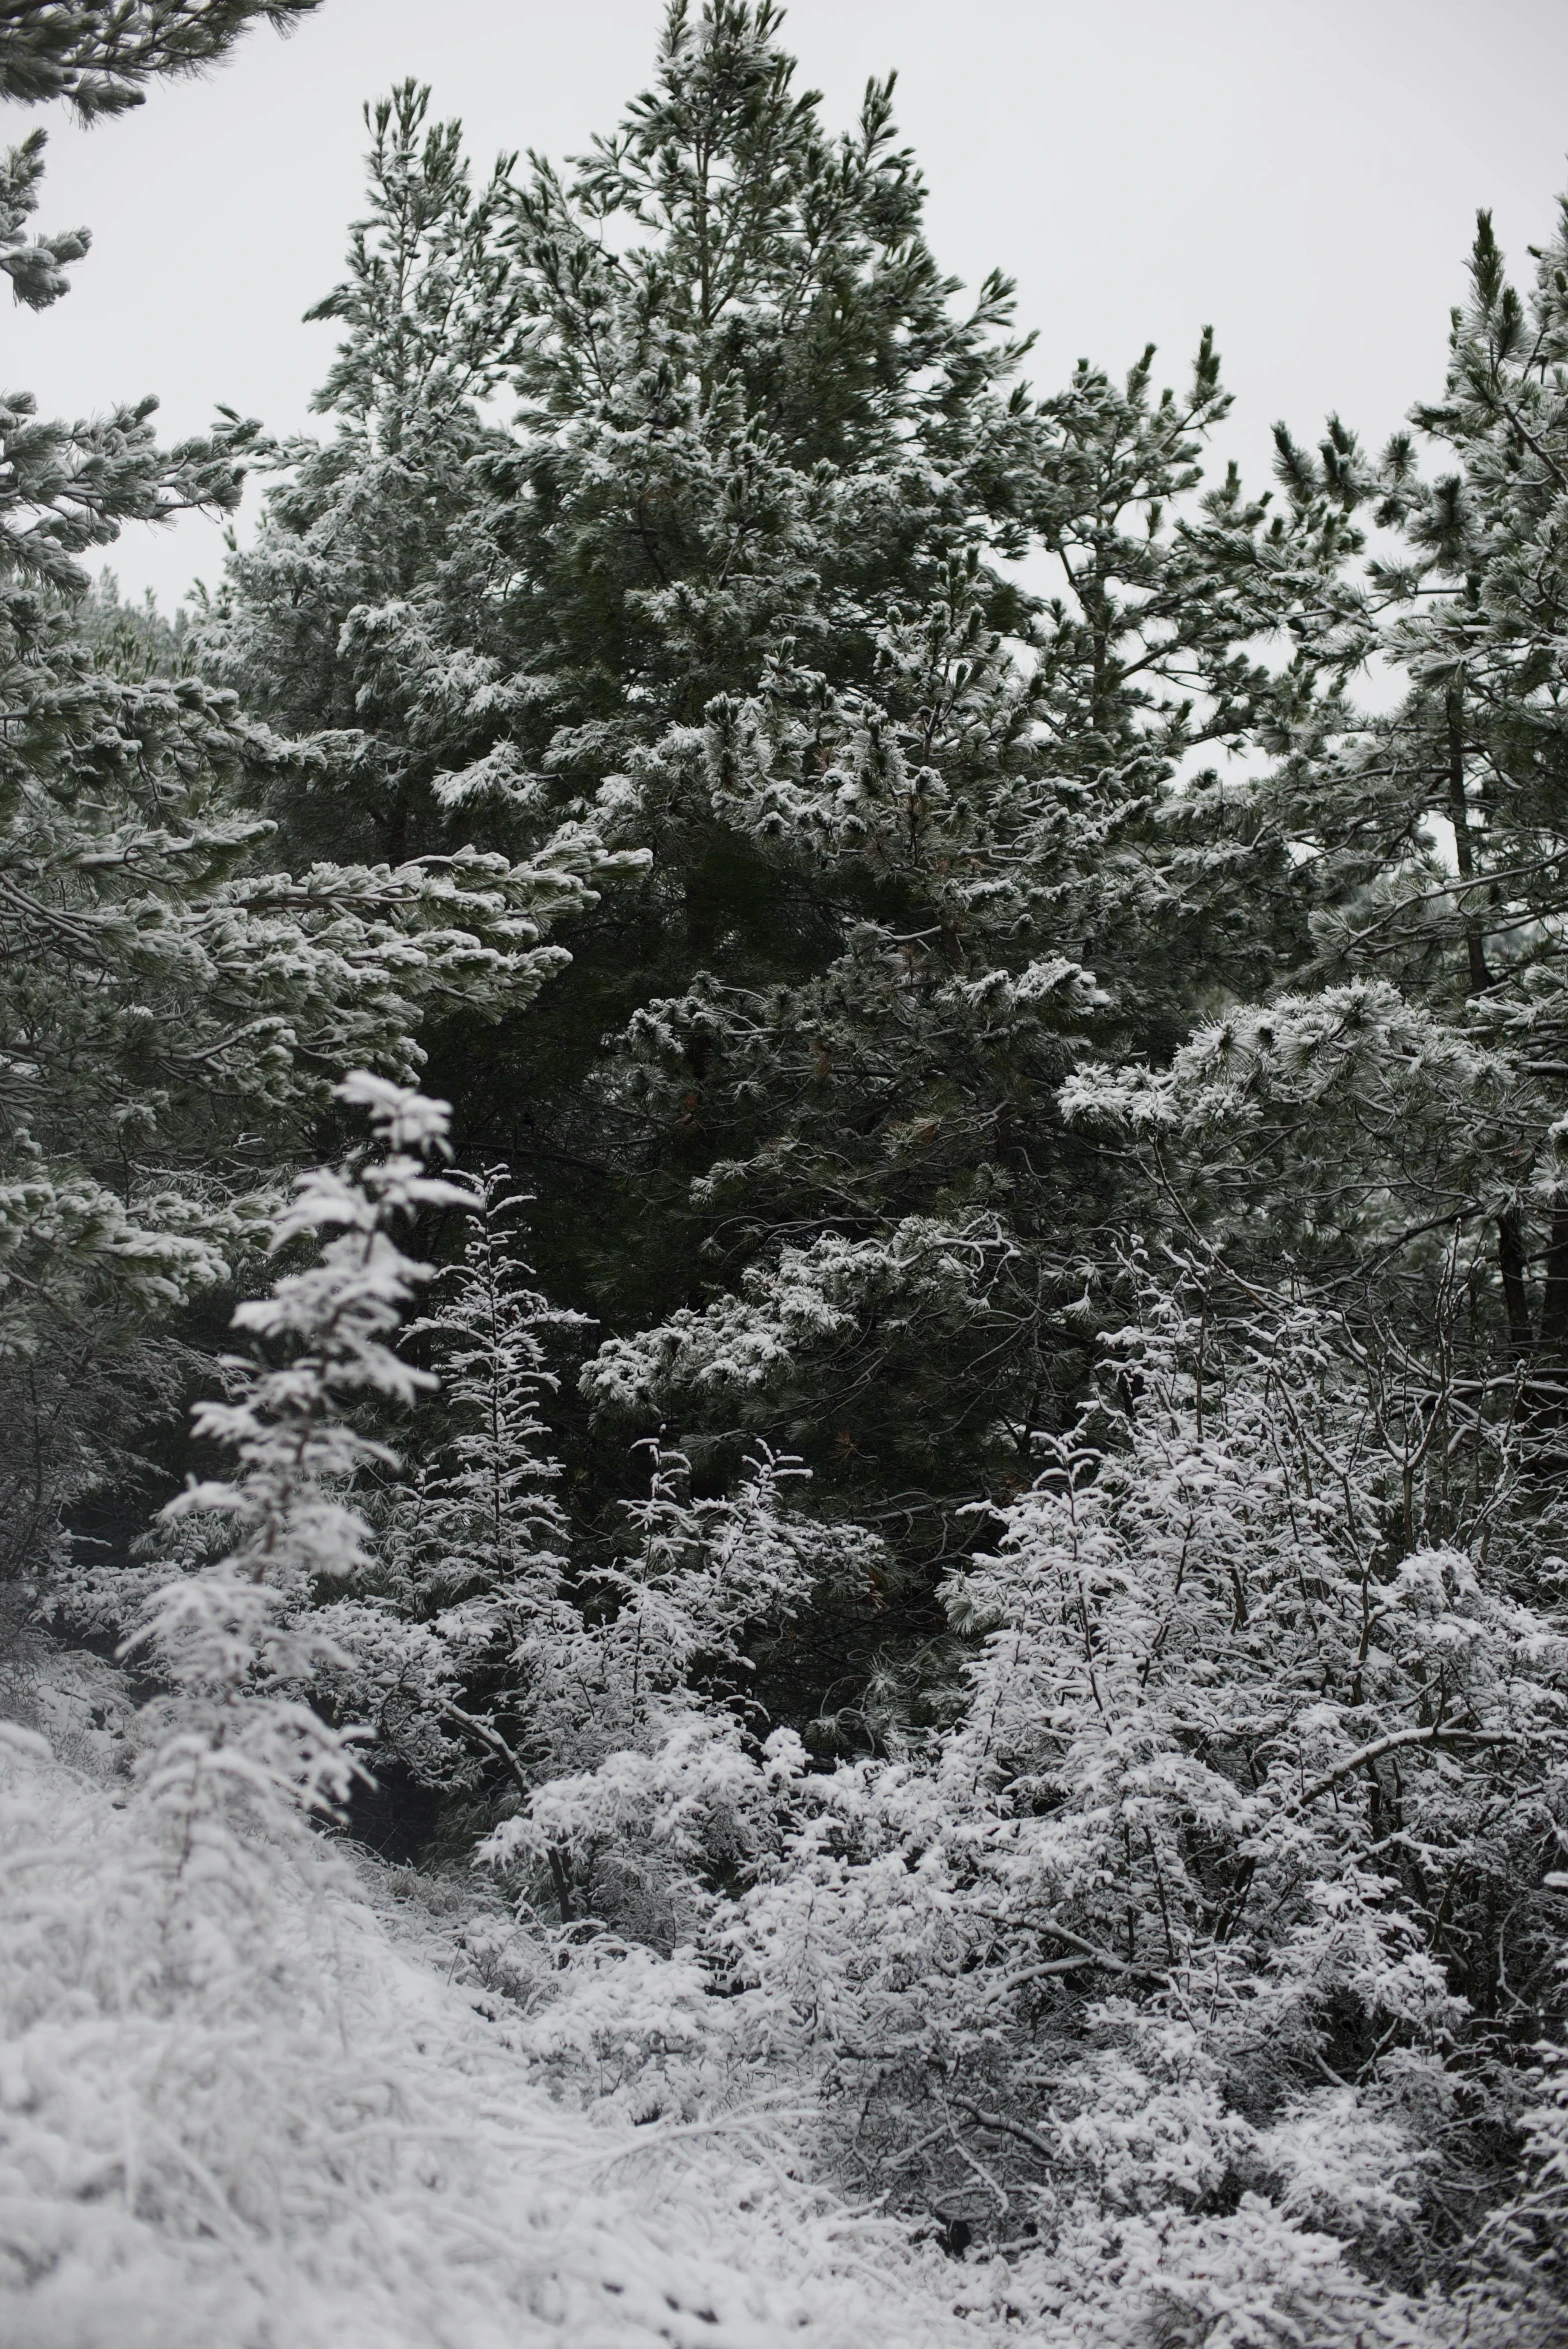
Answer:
(708, 1276, 1568, 2331)
(486, 1714, 807, 1947)
(484, 1445, 876, 1931)
(984, 2194, 1434, 2349)
(1448, 2042, 1568, 2346)
(0, 1076, 975, 2347)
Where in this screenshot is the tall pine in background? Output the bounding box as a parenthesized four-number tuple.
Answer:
(211, 2, 1342, 1702)
(1067, 195, 1568, 1523)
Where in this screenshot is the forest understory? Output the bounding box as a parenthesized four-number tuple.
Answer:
(6, 5, 1568, 2343)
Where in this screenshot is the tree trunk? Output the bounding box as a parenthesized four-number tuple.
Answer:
(1497, 1207, 1534, 1358)
(1447, 690, 1492, 995)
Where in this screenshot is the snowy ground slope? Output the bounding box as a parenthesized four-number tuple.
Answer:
(0, 1719, 977, 2349)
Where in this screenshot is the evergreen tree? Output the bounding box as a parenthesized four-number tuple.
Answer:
(201, 78, 531, 867)
(135, 1071, 465, 1850)
(1067, 198, 1568, 1451)
(308, 1167, 584, 1805)
(217, 4, 1345, 1677)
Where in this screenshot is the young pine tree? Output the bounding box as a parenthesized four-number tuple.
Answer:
(133, 1073, 467, 1868)
(310, 1168, 585, 1803)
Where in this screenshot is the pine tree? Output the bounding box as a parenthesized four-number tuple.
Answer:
(201, 78, 532, 868)
(133, 1073, 466, 1841)
(308, 1167, 585, 1803)
(8, 10, 1568, 2338)
(1066, 196, 1568, 1442)
(218, 4, 1341, 1685)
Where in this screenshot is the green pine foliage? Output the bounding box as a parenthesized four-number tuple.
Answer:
(211, 5, 1342, 1617)
(0, 0, 322, 118)
(1067, 194, 1568, 1456)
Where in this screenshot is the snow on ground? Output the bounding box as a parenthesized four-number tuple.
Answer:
(0, 1704, 979, 2349)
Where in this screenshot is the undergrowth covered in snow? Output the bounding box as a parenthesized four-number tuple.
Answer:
(0, 1706, 978, 2349)
(3, 1075, 1561, 2349)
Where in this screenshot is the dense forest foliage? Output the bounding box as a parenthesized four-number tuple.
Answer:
(7, 5, 1568, 2342)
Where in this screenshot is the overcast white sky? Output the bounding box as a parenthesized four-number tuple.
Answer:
(7, 0, 1568, 608)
